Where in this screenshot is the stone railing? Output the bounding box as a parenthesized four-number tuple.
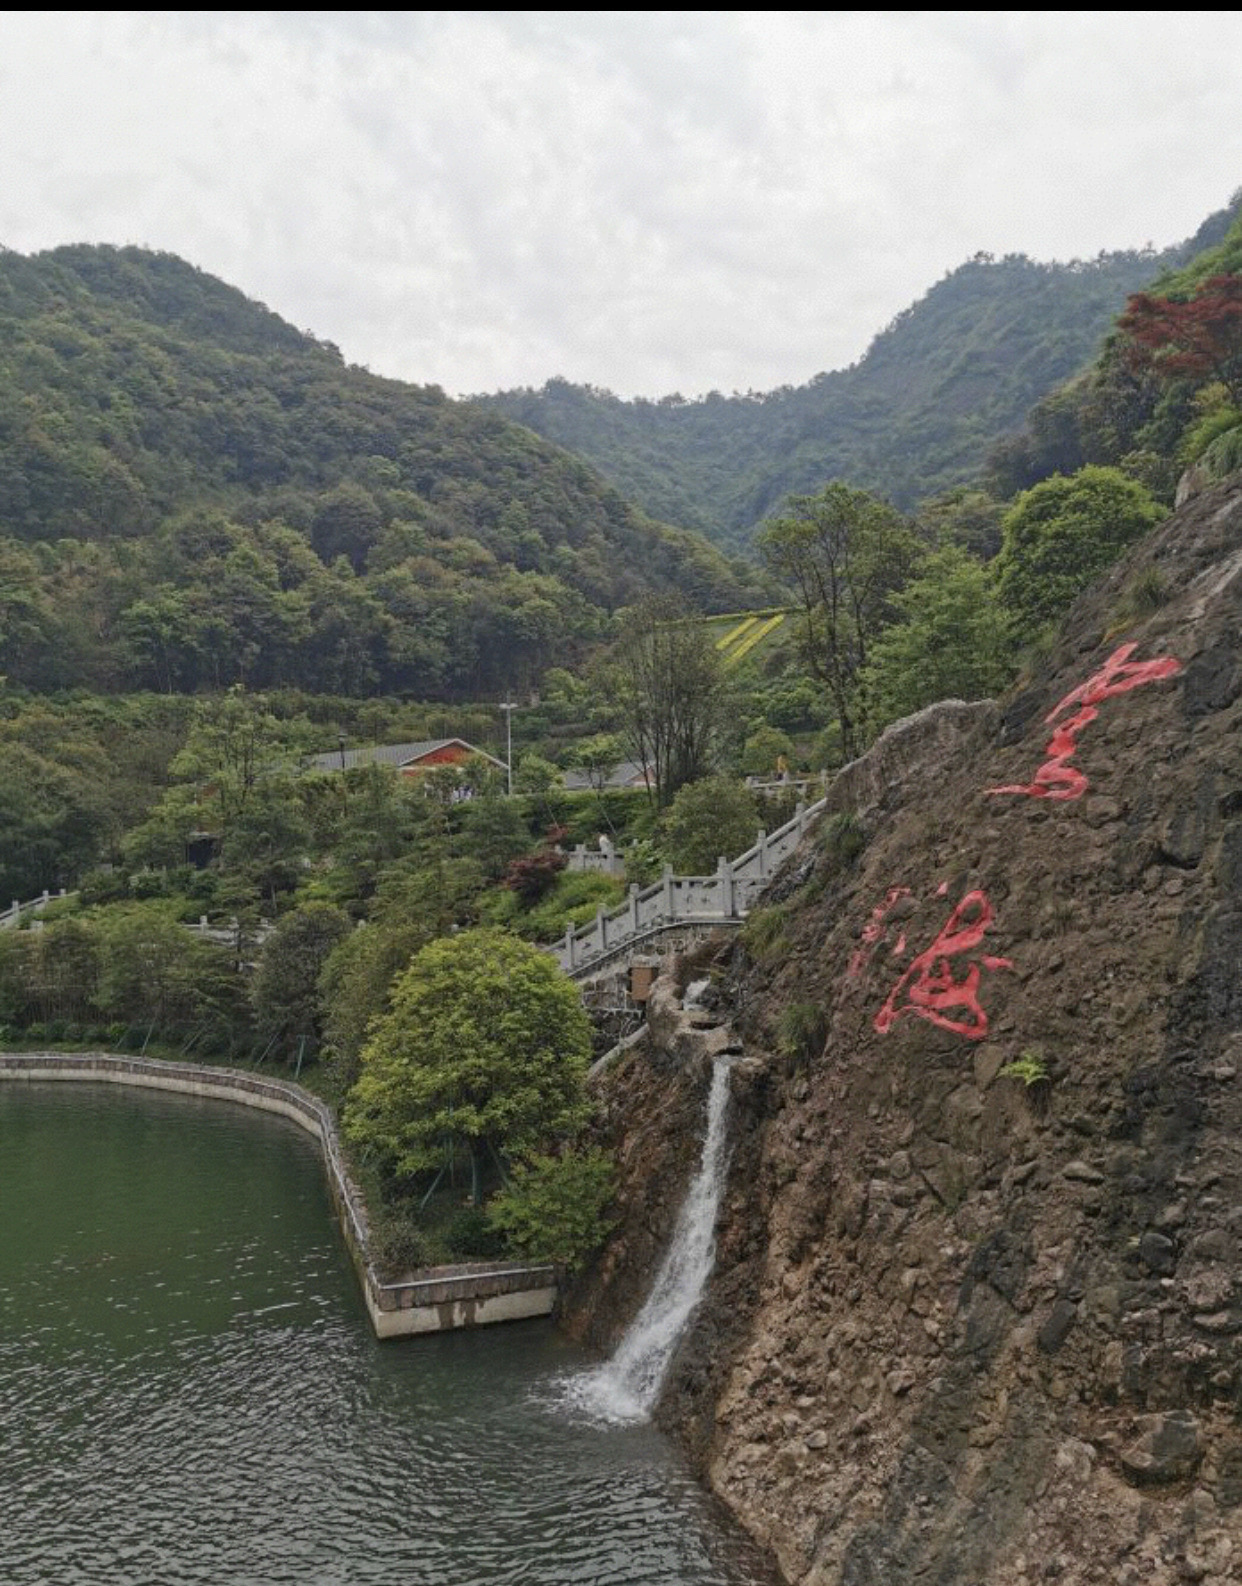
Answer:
(0, 889, 72, 930)
(745, 774, 827, 799)
(553, 795, 825, 978)
(565, 843, 628, 877)
(0, 1052, 556, 1339)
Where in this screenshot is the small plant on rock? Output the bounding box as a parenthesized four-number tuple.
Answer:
(818, 809, 866, 869)
(1108, 565, 1169, 635)
(777, 1000, 828, 1068)
(999, 1049, 1049, 1087)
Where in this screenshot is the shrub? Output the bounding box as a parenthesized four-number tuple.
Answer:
(487, 1148, 617, 1272)
(79, 869, 131, 908)
(369, 1213, 432, 1278)
(518, 871, 626, 941)
(502, 844, 567, 905)
(443, 1205, 509, 1260)
(1107, 565, 1169, 638)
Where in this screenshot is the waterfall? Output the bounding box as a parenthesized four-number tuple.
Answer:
(565, 1056, 736, 1424)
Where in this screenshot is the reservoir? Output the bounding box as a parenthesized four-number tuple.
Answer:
(0, 1081, 774, 1585)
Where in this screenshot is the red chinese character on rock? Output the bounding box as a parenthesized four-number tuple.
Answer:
(874, 890, 1014, 1041)
(847, 885, 911, 978)
(987, 642, 1182, 801)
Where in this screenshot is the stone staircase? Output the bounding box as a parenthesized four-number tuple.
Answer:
(552, 796, 825, 981)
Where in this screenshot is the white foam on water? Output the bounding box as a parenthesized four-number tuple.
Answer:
(683, 977, 712, 1008)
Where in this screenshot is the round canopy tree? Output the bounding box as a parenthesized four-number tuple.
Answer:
(345, 928, 592, 1199)
(992, 465, 1164, 642)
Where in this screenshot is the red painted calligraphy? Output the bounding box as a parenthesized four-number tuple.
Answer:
(847, 885, 910, 978)
(987, 642, 1182, 801)
(873, 890, 1014, 1041)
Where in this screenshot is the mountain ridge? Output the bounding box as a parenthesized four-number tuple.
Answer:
(478, 196, 1242, 548)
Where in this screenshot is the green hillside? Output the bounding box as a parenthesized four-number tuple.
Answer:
(0, 245, 767, 699)
(989, 203, 1242, 501)
(479, 197, 1241, 550)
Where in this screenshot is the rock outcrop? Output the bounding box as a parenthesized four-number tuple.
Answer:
(567, 475, 1242, 1586)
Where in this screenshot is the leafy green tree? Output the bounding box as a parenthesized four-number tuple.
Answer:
(28, 918, 101, 1025)
(487, 1148, 616, 1271)
(565, 731, 627, 794)
(170, 688, 287, 833)
(120, 785, 201, 873)
(218, 779, 310, 912)
(251, 901, 351, 1061)
(512, 752, 561, 796)
(345, 928, 592, 1201)
(94, 902, 242, 1046)
(992, 465, 1165, 642)
(0, 931, 36, 1027)
(916, 486, 1005, 561)
(458, 793, 532, 880)
(741, 724, 795, 778)
(310, 763, 430, 909)
(758, 483, 923, 759)
(310, 483, 383, 570)
(0, 742, 113, 898)
(664, 775, 760, 874)
(319, 853, 487, 1077)
(862, 545, 1014, 729)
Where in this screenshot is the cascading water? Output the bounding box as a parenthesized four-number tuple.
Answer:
(564, 1056, 736, 1424)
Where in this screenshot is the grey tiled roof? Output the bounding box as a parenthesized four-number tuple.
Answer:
(562, 759, 652, 791)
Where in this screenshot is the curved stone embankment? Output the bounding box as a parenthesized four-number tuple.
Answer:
(0, 1051, 555, 1338)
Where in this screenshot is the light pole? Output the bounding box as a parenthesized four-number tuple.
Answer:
(499, 700, 514, 796)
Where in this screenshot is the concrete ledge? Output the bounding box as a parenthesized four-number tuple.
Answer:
(0, 1051, 558, 1339)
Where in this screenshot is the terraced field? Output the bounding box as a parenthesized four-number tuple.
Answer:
(703, 608, 793, 669)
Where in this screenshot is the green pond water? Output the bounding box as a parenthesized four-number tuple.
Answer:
(0, 1081, 775, 1585)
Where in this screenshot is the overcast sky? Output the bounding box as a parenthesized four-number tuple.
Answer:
(3, 11, 1241, 399)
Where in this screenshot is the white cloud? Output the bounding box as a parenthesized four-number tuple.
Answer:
(2, 12, 1241, 397)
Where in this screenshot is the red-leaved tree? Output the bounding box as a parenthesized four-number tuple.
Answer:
(1117, 274, 1242, 406)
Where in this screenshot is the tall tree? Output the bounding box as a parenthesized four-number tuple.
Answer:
(758, 483, 922, 759)
(861, 545, 1014, 730)
(250, 901, 351, 1061)
(606, 595, 728, 807)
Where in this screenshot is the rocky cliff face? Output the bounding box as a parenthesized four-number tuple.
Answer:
(565, 476, 1242, 1586)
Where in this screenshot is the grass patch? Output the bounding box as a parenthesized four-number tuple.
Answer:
(740, 902, 790, 964)
(777, 1000, 828, 1067)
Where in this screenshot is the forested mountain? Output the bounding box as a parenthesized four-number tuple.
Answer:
(987, 203, 1242, 503)
(479, 198, 1241, 551)
(0, 245, 766, 698)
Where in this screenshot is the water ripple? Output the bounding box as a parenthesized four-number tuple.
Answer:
(0, 1084, 775, 1585)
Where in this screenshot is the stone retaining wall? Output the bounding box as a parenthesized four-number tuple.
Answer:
(0, 1052, 556, 1339)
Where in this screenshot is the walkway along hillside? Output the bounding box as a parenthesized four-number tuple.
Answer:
(552, 698, 997, 986)
(551, 797, 827, 982)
